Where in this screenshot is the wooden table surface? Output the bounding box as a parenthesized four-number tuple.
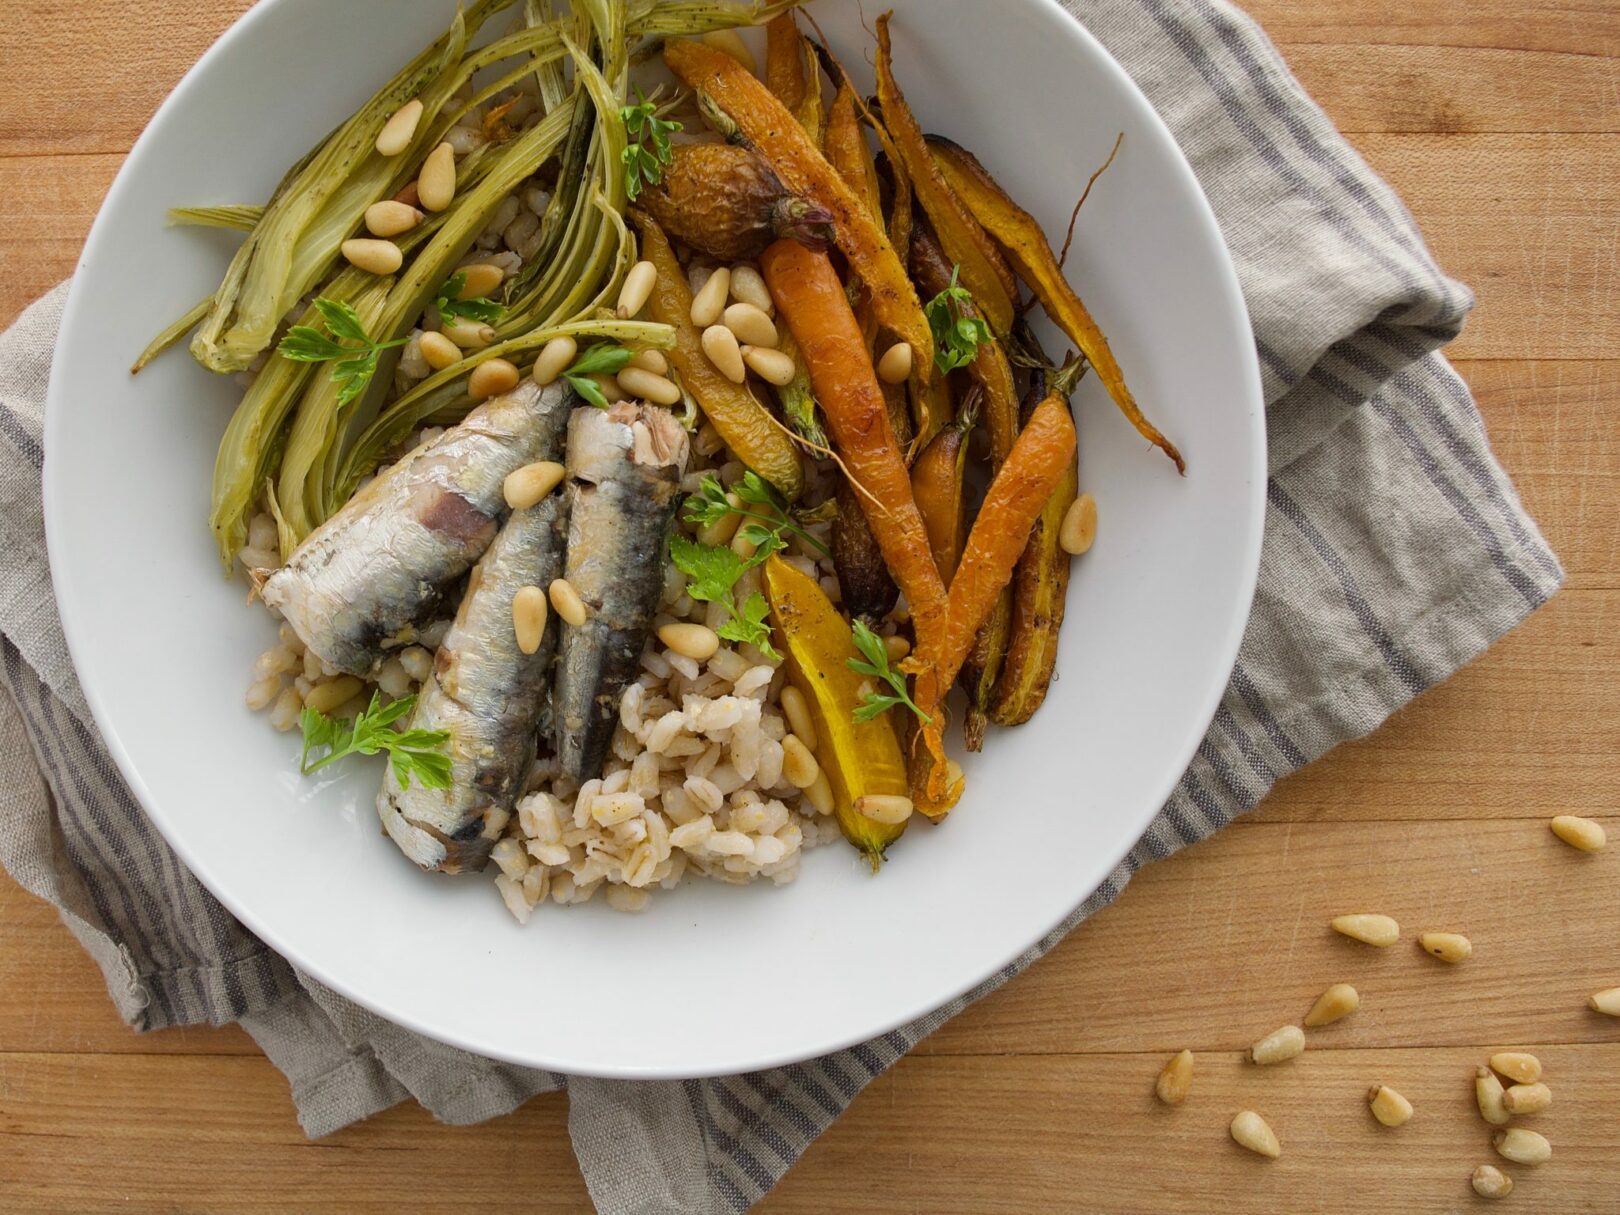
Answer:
(2, 2, 1614, 1211)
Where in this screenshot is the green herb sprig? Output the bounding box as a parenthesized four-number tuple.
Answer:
(683, 472, 831, 559)
(433, 271, 505, 327)
(620, 91, 682, 201)
(668, 532, 783, 659)
(277, 298, 407, 407)
(848, 619, 931, 725)
(299, 691, 452, 790)
(563, 343, 635, 408)
(923, 265, 993, 374)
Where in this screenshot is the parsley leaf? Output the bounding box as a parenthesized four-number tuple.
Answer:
(620, 90, 682, 201)
(433, 271, 505, 327)
(681, 472, 831, 558)
(298, 691, 452, 790)
(562, 343, 635, 408)
(848, 619, 931, 725)
(277, 298, 407, 407)
(669, 532, 782, 659)
(923, 265, 993, 374)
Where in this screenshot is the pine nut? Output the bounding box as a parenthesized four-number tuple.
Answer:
(803, 770, 834, 815)
(1331, 913, 1400, 946)
(589, 374, 626, 403)
(1418, 931, 1472, 963)
(877, 342, 913, 384)
(658, 622, 720, 662)
(457, 263, 505, 299)
(1229, 1110, 1280, 1159)
(780, 686, 817, 753)
(1502, 1082, 1551, 1114)
(724, 302, 778, 347)
(617, 260, 658, 318)
(883, 634, 911, 664)
(1249, 1024, 1305, 1066)
(418, 330, 461, 370)
(376, 98, 424, 156)
(1493, 1127, 1550, 1165)
(697, 494, 745, 546)
(549, 578, 589, 627)
(1489, 1052, 1541, 1084)
(627, 348, 669, 375)
(532, 335, 577, 386)
(701, 324, 747, 383)
(468, 357, 520, 401)
(417, 141, 457, 212)
(731, 527, 758, 560)
(1155, 1049, 1193, 1105)
(341, 238, 403, 275)
(855, 794, 913, 825)
(245, 675, 280, 711)
(1303, 982, 1359, 1027)
(728, 263, 774, 314)
(690, 266, 731, 327)
(305, 675, 363, 715)
(741, 344, 795, 386)
(1367, 1085, 1413, 1127)
(616, 366, 682, 405)
(1471, 1164, 1514, 1199)
(700, 29, 757, 73)
(1475, 1066, 1510, 1125)
(512, 586, 547, 655)
(1060, 492, 1099, 556)
(1591, 987, 1620, 1015)
(443, 319, 496, 349)
(1551, 813, 1606, 852)
(503, 460, 565, 510)
(781, 735, 820, 790)
(364, 200, 423, 237)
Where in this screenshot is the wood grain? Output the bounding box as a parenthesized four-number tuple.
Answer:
(0, 1, 1615, 1212)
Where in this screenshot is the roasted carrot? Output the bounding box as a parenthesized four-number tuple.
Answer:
(929, 134, 1184, 472)
(632, 211, 804, 498)
(664, 38, 933, 380)
(764, 16, 824, 146)
(909, 388, 978, 585)
(874, 13, 1017, 336)
(831, 479, 898, 620)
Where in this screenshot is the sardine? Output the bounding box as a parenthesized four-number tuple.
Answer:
(263, 380, 571, 675)
(553, 402, 689, 781)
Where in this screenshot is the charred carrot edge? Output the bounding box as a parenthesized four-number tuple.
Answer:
(928, 134, 1185, 473)
(664, 38, 934, 381)
(909, 389, 978, 586)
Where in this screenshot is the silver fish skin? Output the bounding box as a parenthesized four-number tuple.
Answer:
(263, 379, 570, 675)
(376, 493, 568, 873)
(554, 402, 689, 781)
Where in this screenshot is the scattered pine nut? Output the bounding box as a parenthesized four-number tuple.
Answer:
(1493, 1127, 1551, 1165)
(1229, 1110, 1280, 1158)
(697, 494, 745, 547)
(701, 324, 747, 383)
(468, 358, 520, 401)
(700, 29, 757, 74)
(690, 266, 731, 327)
(876, 342, 913, 384)
(456, 263, 505, 299)
(1550, 814, 1606, 852)
(883, 634, 911, 664)
(1418, 931, 1472, 963)
(548, 578, 589, 627)
(1154, 1049, 1193, 1105)
(616, 365, 683, 406)
(1059, 492, 1098, 555)
(1489, 1052, 1541, 1085)
(375, 98, 424, 156)
(728, 263, 774, 314)
(781, 735, 820, 790)
(658, 622, 720, 662)
(1471, 1164, 1514, 1199)
(341, 238, 403, 275)
(1303, 982, 1359, 1028)
(1590, 987, 1620, 1016)
(1331, 913, 1400, 947)
(503, 460, 565, 510)
(724, 301, 778, 347)
(364, 200, 423, 237)
(1475, 1066, 1510, 1125)
(532, 335, 577, 386)
(304, 675, 363, 715)
(512, 586, 547, 655)
(1502, 1082, 1552, 1115)
(442, 319, 496, 349)
(616, 260, 658, 318)
(418, 330, 461, 371)
(803, 769, 834, 815)
(588, 373, 626, 404)
(855, 794, 913, 825)
(1367, 1085, 1413, 1127)
(627, 348, 669, 375)
(1249, 1024, 1305, 1066)
(417, 141, 457, 212)
(780, 686, 817, 753)
(740, 344, 795, 386)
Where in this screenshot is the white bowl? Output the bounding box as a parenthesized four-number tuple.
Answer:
(45, 0, 1263, 1077)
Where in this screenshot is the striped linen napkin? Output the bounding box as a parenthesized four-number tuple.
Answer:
(0, 1, 1562, 1210)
